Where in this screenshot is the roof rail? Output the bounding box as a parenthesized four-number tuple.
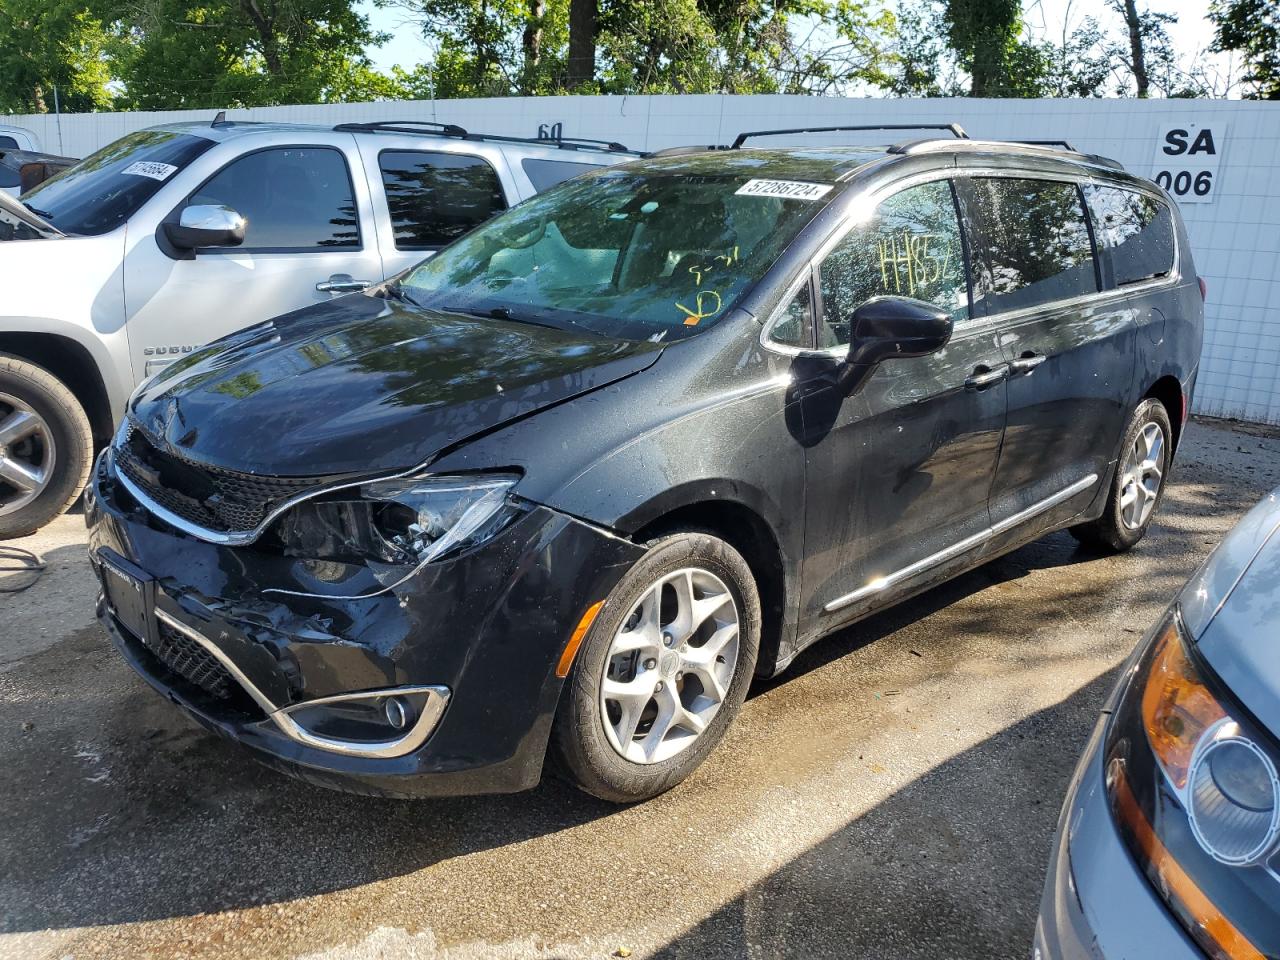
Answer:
(732, 123, 968, 149)
(888, 137, 1125, 171)
(333, 120, 641, 155)
(1016, 139, 1075, 151)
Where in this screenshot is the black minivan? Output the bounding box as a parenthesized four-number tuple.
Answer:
(86, 126, 1203, 802)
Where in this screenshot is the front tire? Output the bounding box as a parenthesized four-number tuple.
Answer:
(1070, 398, 1173, 553)
(551, 532, 760, 803)
(0, 355, 93, 540)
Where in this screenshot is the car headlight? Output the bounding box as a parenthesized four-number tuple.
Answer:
(272, 472, 524, 567)
(1104, 608, 1280, 960)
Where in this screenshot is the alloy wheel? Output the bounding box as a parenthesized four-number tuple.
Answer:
(599, 567, 740, 765)
(1119, 420, 1165, 531)
(0, 393, 55, 518)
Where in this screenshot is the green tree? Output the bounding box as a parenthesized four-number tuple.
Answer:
(0, 0, 120, 112)
(113, 0, 396, 108)
(942, 0, 1021, 96)
(1210, 0, 1280, 98)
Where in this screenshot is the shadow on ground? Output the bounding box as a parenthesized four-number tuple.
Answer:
(654, 670, 1119, 960)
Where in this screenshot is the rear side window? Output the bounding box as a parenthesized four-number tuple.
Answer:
(964, 178, 1097, 315)
(522, 158, 600, 192)
(379, 151, 506, 249)
(0, 136, 18, 149)
(817, 179, 968, 348)
(1085, 186, 1175, 287)
(190, 147, 359, 250)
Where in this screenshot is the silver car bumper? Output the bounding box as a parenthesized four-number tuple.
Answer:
(1035, 714, 1202, 960)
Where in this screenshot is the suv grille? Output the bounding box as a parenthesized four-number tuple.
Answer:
(153, 619, 235, 700)
(115, 421, 341, 535)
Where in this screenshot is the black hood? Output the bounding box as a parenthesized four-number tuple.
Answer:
(129, 295, 663, 476)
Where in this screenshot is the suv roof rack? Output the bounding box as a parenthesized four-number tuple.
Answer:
(887, 137, 1124, 171)
(731, 123, 968, 149)
(333, 120, 641, 155)
(1016, 139, 1075, 150)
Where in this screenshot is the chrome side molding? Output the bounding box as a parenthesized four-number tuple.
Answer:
(823, 473, 1099, 613)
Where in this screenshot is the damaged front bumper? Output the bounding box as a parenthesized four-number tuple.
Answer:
(85, 453, 645, 797)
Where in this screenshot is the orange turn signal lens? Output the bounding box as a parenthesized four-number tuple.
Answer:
(1141, 616, 1228, 790)
(1110, 759, 1265, 960)
(556, 600, 604, 678)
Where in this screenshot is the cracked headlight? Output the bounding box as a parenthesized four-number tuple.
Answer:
(273, 473, 524, 566)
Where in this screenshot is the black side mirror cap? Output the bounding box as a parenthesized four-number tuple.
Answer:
(847, 295, 953, 367)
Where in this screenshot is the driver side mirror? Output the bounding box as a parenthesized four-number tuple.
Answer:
(162, 204, 246, 251)
(846, 295, 953, 367)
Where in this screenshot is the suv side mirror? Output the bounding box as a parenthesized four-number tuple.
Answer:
(163, 204, 246, 251)
(846, 295, 953, 367)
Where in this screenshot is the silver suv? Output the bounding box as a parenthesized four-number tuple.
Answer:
(0, 118, 637, 537)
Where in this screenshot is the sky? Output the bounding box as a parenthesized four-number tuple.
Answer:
(360, 0, 1239, 95)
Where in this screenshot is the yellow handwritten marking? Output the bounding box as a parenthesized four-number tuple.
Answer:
(876, 231, 954, 298)
(676, 290, 723, 326)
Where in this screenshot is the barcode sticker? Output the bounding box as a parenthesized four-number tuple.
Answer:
(735, 178, 833, 201)
(121, 161, 179, 181)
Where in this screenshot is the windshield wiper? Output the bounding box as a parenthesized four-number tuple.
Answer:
(441, 304, 565, 331)
(22, 202, 54, 220)
(379, 278, 422, 307)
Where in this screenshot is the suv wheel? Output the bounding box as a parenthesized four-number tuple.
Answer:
(551, 532, 760, 803)
(0, 355, 93, 540)
(1070, 398, 1173, 553)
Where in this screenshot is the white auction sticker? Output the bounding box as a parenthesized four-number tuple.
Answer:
(121, 160, 179, 181)
(735, 178, 833, 201)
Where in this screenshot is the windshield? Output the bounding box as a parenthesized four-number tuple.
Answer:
(399, 170, 833, 341)
(22, 130, 214, 236)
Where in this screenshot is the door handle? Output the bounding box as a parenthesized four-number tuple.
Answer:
(964, 364, 1009, 390)
(1008, 353, 1047, 376)
(316, 274, 372, 293)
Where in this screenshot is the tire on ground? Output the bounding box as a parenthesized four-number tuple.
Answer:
(0, 354, 94, 540)
(551, 531, 761, 803)
(1070, 397, 1173, 553)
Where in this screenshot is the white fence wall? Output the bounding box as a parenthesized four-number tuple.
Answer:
(10, 95, 1280, 422)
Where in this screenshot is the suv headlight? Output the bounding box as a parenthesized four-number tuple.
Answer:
(1104, 608, 1280, 960)
(273, 472, 524, 567)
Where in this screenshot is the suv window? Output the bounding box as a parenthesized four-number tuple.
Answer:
(1085, 185, 1175, 287)
(522, 158, 599, 192)
(379, 151, 505, 250)
(817, 179, 968, 348)
(190, 147, 359, 251)
(0, 136, 19, 149)
(964, 177, 1097, 315)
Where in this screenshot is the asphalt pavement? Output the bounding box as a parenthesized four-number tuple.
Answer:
(3, 417, 1279, 960)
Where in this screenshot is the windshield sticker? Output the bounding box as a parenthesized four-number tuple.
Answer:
(735, 179, 833, 201)
(121, 161, 179, 181)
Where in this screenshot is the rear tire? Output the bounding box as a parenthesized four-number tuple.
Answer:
(1070, 398, 1172, 553)
(551, 532, 760, 803)
(0, 355, 93, 540)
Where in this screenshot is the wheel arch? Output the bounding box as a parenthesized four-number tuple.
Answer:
(631, 495, 789, 678)
(1143, 374, 1185, 451)
(0, 333, 115, 448)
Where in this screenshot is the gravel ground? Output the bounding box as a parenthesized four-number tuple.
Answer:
(2, 417, 1279, 960)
